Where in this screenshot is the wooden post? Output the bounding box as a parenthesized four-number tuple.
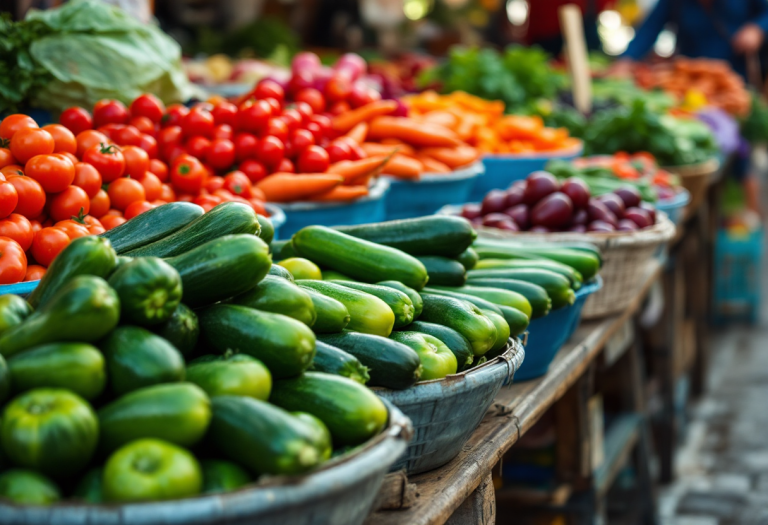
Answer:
(445, 473, 496, 525)
(559, 4, 593, 114)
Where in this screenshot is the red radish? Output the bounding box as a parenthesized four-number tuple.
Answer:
(617, 219, 639, 231)
(624, 207, 653, 229)
(529, 225, 552, 233)
(531, 193, 573, 228)
(597, 193, 626, 218)
(523, 171, 559, 204)
(504, 204, 529, 229)
(614, 186, 641, 208)
(482, 213, 512, 227)
(571, 208, 589, 225)
(640, 202, 657, 223)
(560, 177, 590, 208)
(496, 219, 520, 231)
(504, 186, 525, 208)
(568, 224, 587, 233)
(587, 220, 616, 232)
(461, 203, 483, 220)
(481, 190, 508, 215)
(292, 52, 322, 75)
(587, 199, 618, 227)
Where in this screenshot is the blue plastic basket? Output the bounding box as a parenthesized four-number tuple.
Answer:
(274, 178, 390, 238)
(655, 189, 690, 227)
(712, 228, 763, 323)
(471, 145, 583, 202)
(515, 277, 602, 381)
(0, 280, 37, 297)
(264, 204, 286, 241)
(384, 162, 484, 220)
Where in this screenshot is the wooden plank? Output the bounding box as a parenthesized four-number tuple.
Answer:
(372, 470, 418, 510)
(445, 474, 496, 525)
(365, 261, 662, 525)
(593, 413, 642, 497)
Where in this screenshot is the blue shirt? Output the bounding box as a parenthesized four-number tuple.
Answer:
(623, 0, 768, 76)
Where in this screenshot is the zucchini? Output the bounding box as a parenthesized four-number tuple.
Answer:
(464, 278, 551, 319)
(256, 214, 275, 244)
(401, 321, 474, 372)
(456, 247, 479, 270)
(125, 202, 260, 258)
(108, 257, 183, 326)
(468, 268, 575, 309)
(186, 353, 271, 400)
(207, 396, 323, 475)
(268, 264, 294, 281)
(297, 280, 394, 337)
(389, 332, 457, 380)
(0, 276, 120, 358)
(331, 281, 414, 328)
(322, 270, 357, 281)
(298, 286, 350, 333)
(309, 341, 370, 384)
(270, 372, 388, 446)
(277, 258, 322, 280)
(377, 281, 423, 319)
(27, 236, 117, 309)
(199, 305, 316, 379)
(0, 354, 8, 404)
(100, 326, 185, 396)
(0, 295, 32, 337)
(270, 239, 297, 260)
(418, 294, 497, 356)
(292, 412, 332, 461)
(423, 288, 528, 336)
(335, 216, 475, 257)
(472, 240, 600, 280)
(232, 275, 316, 327)
(480, 309, 510, 354)
(98, 383, 211, 454)
(293, 226, 428, 290)
(422, 288, 503, 315)
(100, 202, 204, 254)
(416, 256, 466, 286)
(475, 259, 583, 290)
(317, 332, 422, 389)
(152, 304, 199, 358)
(201, 460, 251, 494)
(165, 234, 271, 308)
(430, 285, 532, 318)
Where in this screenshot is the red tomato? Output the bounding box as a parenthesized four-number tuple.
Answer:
(157, 125, 182, 152)
(0, 214, 33, 251)
(59, 107, 93, 136)
(1, 165, 24, 178)
(54, 219, 90, 240)
(325, 75, 352, 102)
(31, 227, 69, 267)
(171, 154, 206, 194)
(24, 265, 46, 282)
(89, 189, 111, 218)
(25, 154, 75, 193)
(103, 209, 123, 218)
(326, 140, 353, 163)
(329, 101, 351, 116)
(276, 158, 295, 173)
(82, 215, 105, 235)
(0, 181, 18, 219)
(97, 123, 123, 141)
(72, 163, 102, 198)
(113, 125, 143, 147)
(194, 194, 223, 213)
(256, 136, 285, 168)
(0, 115, 38, 140)
(101, 214, 126, 230)
(82, 143, 125, 183)
(204, 176, 225, 193)
(162, 104, 189, 128)
(310, 114, 332, 133)
(263, 98, 281, 116)
(305, 122, 324, 144)
(296, 89, 327, 115)
(281, 109, 303, 132)
(185, 136, 211, 159)
(137, 134, 158, 159)
(286, 128, 314, 158)
(181, 108, 215, 138)
(293, 101, 314, 122)
(129, 116, 156, 137)
(289, 71, 314, 96)
(207, 139, 236, 171)
(192, 101, 214, 112)
(339, 137, 365, 160)
(160, 183, 176, 202)
(249, 198, 266, 215)
(140, 172, 163, 201)
(237, 100, 272, 134)
(121, 145, 150, 179)
(130, 94, 165, 123)
(6, 175, 45, 219)
(212, 124, 233, 141)
(212, 102, 238, 127)
(348, 85, 380, 108)
(42, 124, 77, 155)
(75, 130, 110, 158)
(234, 133, 259, 162)
(264, 118, 289, 142)
(0, 148, 14, 169)
(10, 128, 55, 164)
(0, 237, 26, 284)
(297, 145, 330, 173)
(223, 171, 253, 199)
(252, 79, 285, 102)
(93, 99, 129, 128)
(239, 159, 268, 183)
(49, 186, 91, 222)
(124, 200, 156, 220)
(149, 159, 169, 182)
(58, 152, 79, 165)
(108, 178, 146, 211)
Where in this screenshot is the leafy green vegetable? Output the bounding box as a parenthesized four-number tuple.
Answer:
(740, 92, 768, 144)
(0, 14, 52, 114)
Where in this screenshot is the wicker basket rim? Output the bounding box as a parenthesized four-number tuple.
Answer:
(661, 156, 720, 177)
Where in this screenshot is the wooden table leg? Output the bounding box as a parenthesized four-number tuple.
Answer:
(446, 473, 496, 525)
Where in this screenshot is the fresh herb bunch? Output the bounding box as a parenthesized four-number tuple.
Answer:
(0, 14, 52, 114)
(740, 92, 768, 144)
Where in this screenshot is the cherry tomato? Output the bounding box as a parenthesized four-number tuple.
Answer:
(25, 154, 75, 193)
(276, 158, 295, 173)
(49, 186, 91, 222)
(108, 178, 146, 212)
(0, 115, 38, 140)
(89, 189, 111, 218)
(0, 214, 33, 251)
(181, 107, 215, 138)
(194, 194, 223, 213)
(139, 172, 163, 201)
(0, 148, 14, 169)
(325, 75, 352, 102)
(212, 124, 233, 141)
(348, 85, 380, 108)
(237, 100, 272, 135)
(1, 165, 23, 178)
(161, 104, 189, 128)
(113, 125, 143, 147)
(157, 126, 182, 149)
(76, 130, 110, 158)
(101, 214, 126, 230)
(290, 129, 315, 156)
(71, 163, 102, 199)
(54, 219, 90, 239)
(264, 118, 289, 142)
(305, 122, 324, 144)
(120, 145, 150, 179)
(326, 140, 353, 163)
(239, 159, 268, 183)
(164, 144, 186, 164)
(6, 175, 45, 219)
(256, 136, 285, 168)
(310, 114, 332, 132)
(149, 159, 168, 182)
(59, 107, 93, 136)
(329, 101, 351, 116)
(129, 116, 156, 137)
(41, 124, 77, 155)
(0, 237, 26, 284)
(81, 215, 105, 235)
(289, 71, 314, 96)
(0, 181, 18, 219)
(212, 102, 238, 127)
(31, 227, 69, 267)
(83, 143, 125, 183)
(212, 189, 236, 201)
(292, 101, 314, 122)
(160, 183, 176, 202)
(263, 98, 281, 116)
(338, 137, 365, 160)
(192, 101, 214, 112)
(171, 154, 206, 194)
(223, 171, 253, 199)
(252, 79, 285, 102)
(24, 265, 46, 282)
(207, 139, 236, 171)
(137, 134, 158, 159)
(295, 89, 325, 114)
(234, 133, 259, 162)
(281, 109, 303, 132)
(103, 209, 123, 218)
(185, 136, 211, 159)
(57, 152, 79, 165)
(10, 128, 55, 164)
(297, 145, 330, 173)
(130, 94, 165, 123)
(93, 99, 129, 128)
(249, 198, 266, 215)
(124, 200, 156, 220)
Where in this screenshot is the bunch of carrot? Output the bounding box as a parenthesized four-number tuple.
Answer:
(402, 91, 581, 155)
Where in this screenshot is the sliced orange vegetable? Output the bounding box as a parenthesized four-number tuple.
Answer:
(309, 185, 369, 202)
(331, 100, 398, 133)
(255, 173, 343, 202)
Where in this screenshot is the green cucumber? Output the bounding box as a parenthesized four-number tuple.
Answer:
(331, 281, 414, 329)
(299, 287, 350, 333)
(186, 353, 271, 400)
(207, 396, 323, 475)
(73, 468, 103, 503)
(416, 256, 466, 286)
(101, 202, 204, 254)
(322, 270, 357, 281)
(292, 412, 332, 461)
(201, 460, 251, 494)
(430, 285, 532, 318)
(0, 276, 120, 358)
(465, 279, 551, 319)
(100, 326, 185, 396)
(270, 372, 388, 446)
(292, 226, 428, 290)
(7, 343, 105, 400)
(401, 321, 474, 372)
(423, 288, 528, 336)
(108, 257, 182, 326)
(165, 234, 271, 308)
(152, 304, 199, 358)
(125, 202, 260, 258)
(480, 309, 509, 354)
(27, 236, 117, 309)
(0, 295, 32, 337)
(268, 264, 295, 281)
(256, 214, 275, 244)
(422, 288, 503, 315)
(98, 383, 211, 454)
(335, 216, 476, 257)
(468, 268, 575, 309)
(0, 354, 8, 404)
(317, 332, 422, 389)
(376, 281, 423, 319)
(472, 240, 600, 280)
(0, 469, 60, 505)
(297, 280, 394, 337)
(199, 305, 316, 379)
(389, 332, 457, 380)
(232, 275, 316, 327)
(456, 247, 479, 270)
(418, 294, 497, 356)
(270, 239, 297, 260)
(475, 259, 583, 289)
(309, 341, 370, 384)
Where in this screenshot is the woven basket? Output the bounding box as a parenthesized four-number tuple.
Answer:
(478, 212, 677, 319)
(663, 157, 720, 217)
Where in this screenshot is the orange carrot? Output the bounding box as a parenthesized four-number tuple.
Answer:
(345, 122, 368, 144)
(330, 155, 392, 183)
(255, 173, 343, 202)
(419, 146, 480, 169)
(382, 154, 423, 179)
(331, 100, 398, 133)
(310, 185, 369, 202)
(367, 117, 463, 148)
(417, 155, 451, 173)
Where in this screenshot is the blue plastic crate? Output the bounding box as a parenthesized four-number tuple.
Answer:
(713, 228, 763, 323)
(655, 189, 691, 227)
(263, 204, 286, 241)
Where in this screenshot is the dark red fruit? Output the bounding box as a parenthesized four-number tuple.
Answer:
(523, 171, 559, 205)
(560, 177, 590, 208)
(617, 219, 639, 231)
(639, 202, 657, 223)
(461, 203, 483, 220)
(530, 193, 573, 228)
(504, 204, 529, 230)
(504, 186, 525, 208)
(482, 213, 512, 227)
(597, 193, 626, 218)
(568, 224, 587, 233)
(624, 207, 653, 229)
(529, 225, 552, 233)
(587, 220, 616, 232)
(496, 219, 520, 231)
(587, 199, 618, 227)
(571, 208, 589, 225)
(613, 186, 641, 208)
(481, 190, 508, 215)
